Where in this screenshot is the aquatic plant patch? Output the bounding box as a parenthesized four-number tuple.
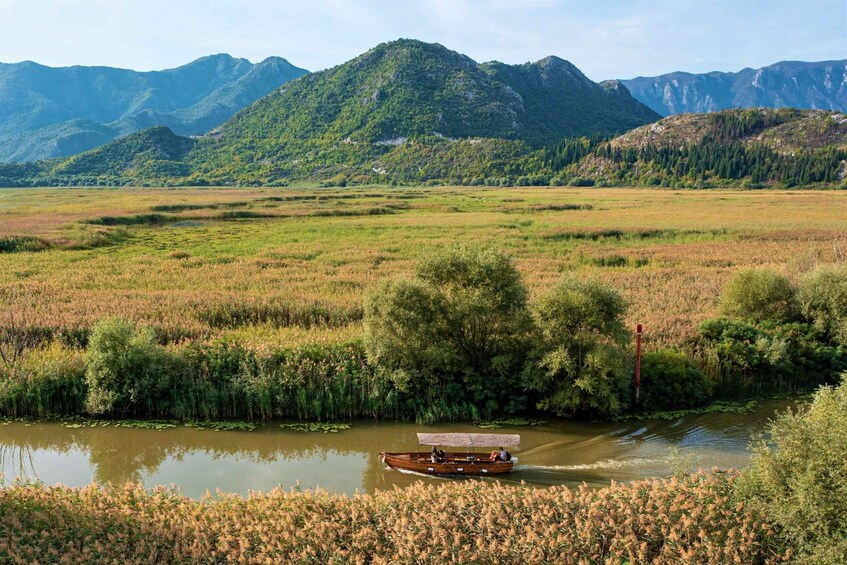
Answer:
(280, 422, 352, 433)
(620, 400, 760, 421)
(476, 418, 547, 429)
(184, 421, 257, 431)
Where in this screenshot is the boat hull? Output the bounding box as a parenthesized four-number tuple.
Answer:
(380, 451, 515, 475)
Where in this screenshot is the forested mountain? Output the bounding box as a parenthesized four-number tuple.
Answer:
(622, 60, 847, 116)
(212, 39, 659, 146)
(187, 39, 660, 184)
(546, 108, 847, 187)
(0, 54, 307, 162)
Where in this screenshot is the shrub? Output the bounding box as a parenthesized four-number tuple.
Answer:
(364, 246, 534, 417)
(719, 269, 798, 323)
(569, 177, 595, 187)
(529, 277, 629, 416)
(798, 264, 847, 346)
(737, 377, 847, 562)
(84, 318, 169, 415)
(0, 236, 52, 253)
(696, 318, 847, 394)
(639, 349, 712, 410)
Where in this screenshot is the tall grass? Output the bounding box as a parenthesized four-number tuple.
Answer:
(2, 187, 846, 351)
(167, 341, 405, 421)
(0, 473, 787, 563)
(0, 343, 86, 417)
(0, 340, 411, 421)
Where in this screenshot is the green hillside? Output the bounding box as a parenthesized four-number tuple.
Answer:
(3, 39, 660, 187)
(212, 40, 658, 147)
(0, 127, 195, 186)
(188, 39, 660, 185)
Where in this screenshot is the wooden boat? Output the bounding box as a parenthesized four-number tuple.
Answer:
(380, 433, 519, 476)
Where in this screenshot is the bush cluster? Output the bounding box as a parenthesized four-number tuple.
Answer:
(697, 266, 847, 395)
(639, 349, 712, 411)
(365, 247, 633, 419)
(0, 326, 402, 422)
(738, 378, 847, 563)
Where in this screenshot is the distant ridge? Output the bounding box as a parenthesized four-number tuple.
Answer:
(621, 60, 847, 116)
(0, 54, 308, 162)
(557, 108, 847, 187)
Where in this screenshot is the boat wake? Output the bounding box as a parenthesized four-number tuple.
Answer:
(391, 467, 451, 480)
(515, 457, 664, 472)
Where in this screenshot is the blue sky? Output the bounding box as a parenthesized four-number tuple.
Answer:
(0, 0, 844, 80)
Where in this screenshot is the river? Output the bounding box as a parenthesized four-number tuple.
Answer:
(0, 401, 792, 498)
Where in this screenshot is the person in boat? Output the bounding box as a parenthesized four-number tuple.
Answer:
(494, 447, 511, 462)
(489, 449, 498, 462)
(431, 446, 439, 463)
(437, 449, 446, 463)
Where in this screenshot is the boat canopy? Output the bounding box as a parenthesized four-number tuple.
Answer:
(416, 433, 520, 448)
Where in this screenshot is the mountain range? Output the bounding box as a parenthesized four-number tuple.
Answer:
(1, 40, 845, 189)
(622, 60, 847, 116)
(30, 38, 652, 187)
(3, 43, 847, 167)
(0, 54, 307, 162)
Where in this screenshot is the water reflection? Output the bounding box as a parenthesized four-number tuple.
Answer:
(0, 401, 793, 497)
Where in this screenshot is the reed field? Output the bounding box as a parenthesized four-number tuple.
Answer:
(0, 472, 787, 563)
(2, 186, 846, 348)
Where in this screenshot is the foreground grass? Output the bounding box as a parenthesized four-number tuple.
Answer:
(0, 473, 786, 564)
(2, 186, 847, 348)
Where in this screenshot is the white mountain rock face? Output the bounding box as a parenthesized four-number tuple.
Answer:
(622, 60, 847, 116)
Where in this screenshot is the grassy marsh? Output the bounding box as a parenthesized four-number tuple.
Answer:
(2, 186, 846, 348)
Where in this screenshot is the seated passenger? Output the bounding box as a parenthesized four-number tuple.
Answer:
(499, 447, 511, 462)
(431, 446, 438, 463)
(437, 449, 446, 463)
(489, 449, 499, 462)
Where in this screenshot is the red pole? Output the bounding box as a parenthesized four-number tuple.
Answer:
(635, 324, 642, 405)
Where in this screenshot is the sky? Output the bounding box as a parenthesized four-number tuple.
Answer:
(0, 0, 844, 80)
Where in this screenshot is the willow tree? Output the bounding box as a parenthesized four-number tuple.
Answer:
(529, 276, 629, 417)
(364, 246, 534, 418)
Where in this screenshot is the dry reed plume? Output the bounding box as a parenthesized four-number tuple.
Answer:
(0, 472, 787, 564)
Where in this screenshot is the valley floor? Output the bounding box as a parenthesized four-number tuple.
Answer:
(1, 186, 845, 349)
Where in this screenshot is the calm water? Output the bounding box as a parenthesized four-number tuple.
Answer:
(0, 402, 793, 498)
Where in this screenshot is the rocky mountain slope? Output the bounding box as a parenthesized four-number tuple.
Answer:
(622, 60, 847, 116)
(0, 54, 307, 162)
(560, 108, 847, 187)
